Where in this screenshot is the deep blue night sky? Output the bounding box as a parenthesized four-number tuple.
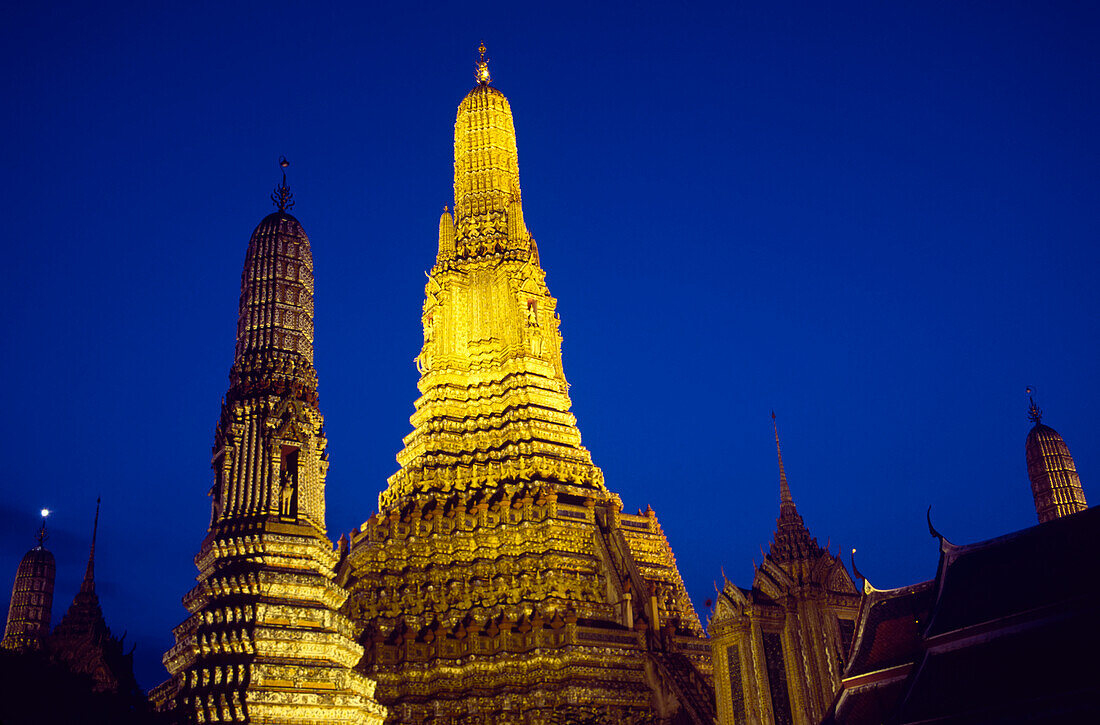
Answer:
(2, 2, 1097, 690)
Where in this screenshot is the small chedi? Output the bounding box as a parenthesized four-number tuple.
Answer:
(337, 46, 714, 723)
(152, 164, 386, 724)
(708, 416, 859, 725)
(1024, 391, 1088, 522)
(1, 514, 55, 653)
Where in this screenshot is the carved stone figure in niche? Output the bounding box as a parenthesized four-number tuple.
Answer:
(525, 299, 538, 327)
(280, 464, 297, 517)
(210, 471, 224, 525)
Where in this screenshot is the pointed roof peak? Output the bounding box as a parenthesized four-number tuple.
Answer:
(768, 413, 823, 564)
(80, 497, 100, 594)
(772, 411, 795, 510)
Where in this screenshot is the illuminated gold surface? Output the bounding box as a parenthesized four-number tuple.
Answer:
(340, 54, 712, 723)
(156, 212, 385, 724)
(1026, 422, 1088, 524)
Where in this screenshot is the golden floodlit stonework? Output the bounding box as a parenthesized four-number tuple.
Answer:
(153, 200, 386, 723)
(337, 48, 714, 723)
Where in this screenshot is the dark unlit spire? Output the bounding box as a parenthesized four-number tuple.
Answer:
(773, 412, 795, 512)
(80, 497, 100, 594)
(768, 413, 822, 564)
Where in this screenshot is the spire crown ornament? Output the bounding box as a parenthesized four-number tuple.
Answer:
(476, 41, 491, 84)
(271, 156, 295, 212)
(35, 509, 49, 548)
(1026, 386, 1042, 424)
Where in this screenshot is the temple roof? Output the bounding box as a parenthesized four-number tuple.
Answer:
(924, 502, 1099, 638)
(48, 500, 137, 695)
(825, 503, 1100, 724)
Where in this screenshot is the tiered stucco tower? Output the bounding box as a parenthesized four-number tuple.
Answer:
(1, 515, 55, 652)
(1024, 394, 1087, 523)
(339, 48, 713, 723)
(154, 169, 386, 724)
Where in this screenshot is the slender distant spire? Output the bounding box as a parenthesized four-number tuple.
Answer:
(768, 413, 822, 564)
(271, 156, 295, 212)
(773, 412, 795, 512)
(81, 497, 100, 594)
(476, 41, 491, 84)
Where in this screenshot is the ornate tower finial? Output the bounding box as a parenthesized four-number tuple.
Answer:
(476, 41, 491, 85)
(35, 509, 50, 547)
(1026, 386, 1042, 424)
(271, 156, 295, 212)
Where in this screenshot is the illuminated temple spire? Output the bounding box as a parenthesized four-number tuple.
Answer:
(1, 511, 55, 652)
(769, 413, 823, 564)
(341, 49, 712, 722)
(1025, 389, 1088, 524)
(384, 43, 601, 507)
(156, 162, 385, 723)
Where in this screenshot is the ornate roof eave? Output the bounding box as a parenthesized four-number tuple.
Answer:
(753, 555, 796, 599)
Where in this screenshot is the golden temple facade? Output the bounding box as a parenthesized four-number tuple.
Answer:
(338, 48, 714, 723)
(154, 173, 386, 724)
